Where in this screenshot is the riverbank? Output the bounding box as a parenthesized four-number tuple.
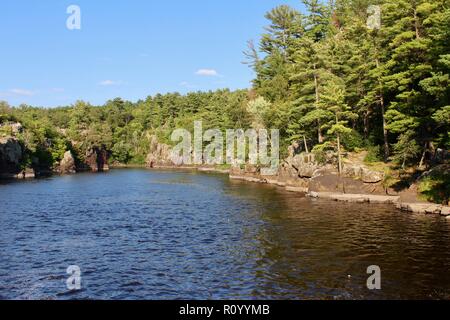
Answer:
(227, 168, 450, 218)
(2, 136, 449, 217)
(119, 164, 230, 174)
(136, 159, 450, 217)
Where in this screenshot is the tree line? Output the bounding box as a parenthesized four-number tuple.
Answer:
(1, 0, 449, 174)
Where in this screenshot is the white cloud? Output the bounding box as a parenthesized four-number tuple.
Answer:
(99, 80, 122, 86)
(9, 88, 37, 96)
(195, 69, 220, 77)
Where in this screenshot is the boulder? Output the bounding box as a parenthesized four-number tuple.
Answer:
(57, 151, 76, 174)
(289, 153, 321, 178)
(440, 206, 450, 216)
(361, 168, 384, 183)
(343, 164, 384, 183)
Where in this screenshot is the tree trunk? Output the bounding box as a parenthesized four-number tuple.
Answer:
(317, 121, 324, 144)
(414, 9, 421, 39)
(376, 58, 389, 162)
(380, 95, 389, 162)
(364, 109, 370, 139)
(313, 64, 324, 143)
(303, 135, 309, 153)
(418, 142, 428, 170)
(335, 114, 342, 176)
(337, 133, 342, 175)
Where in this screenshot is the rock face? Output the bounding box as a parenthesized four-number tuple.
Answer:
(228, 141, 387, 195)
(145, 136, 175, 168)
(0, 137, 23, 178)
(285, 153, 322, 178)
(85, 147, 109, 172)
(56, 151, 76, 174)
(343, 164, 384, 183)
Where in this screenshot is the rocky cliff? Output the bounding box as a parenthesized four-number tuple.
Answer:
(0, 136, 35, 179)
(82, 147, 110, 172)
(229, 151, 388, 195)
(55, 150, 76, 174)
(145, 135, 175, 168)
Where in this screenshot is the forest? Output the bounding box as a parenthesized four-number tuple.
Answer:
(1, 0, 449, 190)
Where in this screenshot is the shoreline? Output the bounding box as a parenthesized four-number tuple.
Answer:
(227, 172, 450, 218)
(2, 164, 449, 218)
(144, 165, 450, 217)
(111, 164, 232, 175)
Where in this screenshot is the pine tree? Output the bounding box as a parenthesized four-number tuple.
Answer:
(383, 0, 450, 168)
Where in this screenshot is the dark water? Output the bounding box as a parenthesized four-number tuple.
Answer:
(0, 169, 449, 300)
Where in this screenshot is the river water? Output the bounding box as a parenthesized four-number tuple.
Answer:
(0, 169, 449, 300)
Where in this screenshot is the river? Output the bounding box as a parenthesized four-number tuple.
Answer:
(0, 169, 449, 299)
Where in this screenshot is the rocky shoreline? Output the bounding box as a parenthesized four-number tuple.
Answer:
(140, 136, 450, 217)
(2, 132, 448, 217)
(0, 135, 110, 179)
(226, 166, 450, 218)
(139, 163, 450, 217)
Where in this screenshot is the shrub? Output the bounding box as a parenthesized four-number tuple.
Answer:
(418, 167, 450, 205)
(342, 130, 364, 151)
(364, 145, 383, 163)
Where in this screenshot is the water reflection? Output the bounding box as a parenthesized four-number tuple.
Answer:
(0, 169, 449, 300)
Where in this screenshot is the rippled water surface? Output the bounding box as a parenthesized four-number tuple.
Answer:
(1, 169, 449, 300)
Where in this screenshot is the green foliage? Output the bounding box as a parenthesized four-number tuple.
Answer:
(364, 145, 383, 163)
(112, 141, 132, 164)
(312, 141, 335, 164)
(341, 130, 365, 151)
(418, 168, 450, 205)
(391, 131, 422, 168)
(2, 0, 450, 178)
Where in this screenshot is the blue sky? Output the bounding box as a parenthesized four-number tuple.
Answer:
(0, 0, 305, 107)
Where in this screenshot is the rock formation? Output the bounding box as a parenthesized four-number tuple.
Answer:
(84, 147, 109, 172)
(56, 150, 76, 174)
(0, 137, 23, 178)
(145, 136, 175, 167)
(229, 145, 387, 195)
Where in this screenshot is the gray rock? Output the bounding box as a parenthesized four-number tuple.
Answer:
(0, 137, 22, 165)
(0, 137, 23, 177)
(361, 168, 384, 183)
(146, 135, 176, 167)
(58, 151, 76, 174)
(441, 206, 450, 216)
(343, 164, 384, 183)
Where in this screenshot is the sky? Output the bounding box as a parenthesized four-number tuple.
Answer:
(0, 0, 306, 107)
